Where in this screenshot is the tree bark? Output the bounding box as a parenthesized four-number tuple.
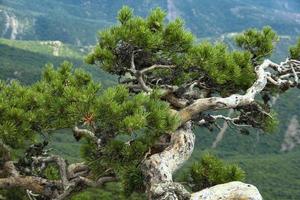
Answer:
(0, 157, 115, 199)
(0, 175, 61, 197)
(142, 122, 195, 200)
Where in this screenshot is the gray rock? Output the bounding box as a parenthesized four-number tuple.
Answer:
(191, 181, 262, 200)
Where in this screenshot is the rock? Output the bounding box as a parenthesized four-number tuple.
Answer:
(191, 181, 262, 200)
(281, 115, 300, 152)
(40, 41, 62, 56)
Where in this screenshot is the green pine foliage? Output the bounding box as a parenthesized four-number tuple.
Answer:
(120, 166, 145, 196)
(235, 26, 279, 62)
(71, 183, 145, 200)
(117, 6, 133, 25)
(78, 86, 179, 194)
(86, 6, 194, 75)
(289, 38, 300, 60)
(0, 188, 27, 200)
(87, 7, 280, 95)
(0, 62, 179, 191)
(0, 61, 100, 148)
(262, 111, 279, 133)
(0, 60, 178, 195)
(189, 153, 245, 191)
(44, 165, 60, 180)
(185, 42, 255, 90)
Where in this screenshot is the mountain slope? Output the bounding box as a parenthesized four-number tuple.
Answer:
(0, 38, 115, 85)
(1, 0, 300, 45)
(231, 151, 300, 200)
(176, 150, 300, 200)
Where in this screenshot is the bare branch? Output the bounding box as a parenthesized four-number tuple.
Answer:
(212, 110, 234, 148)
(2, 161, 19, 177)
(79, 176, 118, 187)
(0, 176, 61, 197)
(178, 58, 300, 125)
(136, 71, 153, 92)
(131, 52, 137, 72)
(162, 92, 188, 109)
(198, 114, 251, 128)
(73, 126, 101, 146)
(140, 64, 175, 73)
(1, 152, 116, 200)
(291, 63, 299, 84)
(130, 52, 153, 92)
(32, 155, 69, 189)
(26, 189, 39, 200)
(68, 162, 90, 179)
(53, 182, 76, 200)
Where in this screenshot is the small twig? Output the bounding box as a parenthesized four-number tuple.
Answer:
(26, 190, 39, 200)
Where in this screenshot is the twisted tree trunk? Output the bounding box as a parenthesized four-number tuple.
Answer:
(141, 122, 263, 200)
(142, 122, 195, 200)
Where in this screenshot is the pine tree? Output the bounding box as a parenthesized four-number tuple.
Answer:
(0, 6, 300, 200)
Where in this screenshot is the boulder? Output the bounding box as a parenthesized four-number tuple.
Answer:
(191, 181, 262, 200)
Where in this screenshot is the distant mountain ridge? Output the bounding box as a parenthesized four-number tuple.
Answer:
(0, 0, 300, 45)
(0, 38, 115, 85)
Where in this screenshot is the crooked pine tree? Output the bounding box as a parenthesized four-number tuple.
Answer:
(1, 6, 300, 200)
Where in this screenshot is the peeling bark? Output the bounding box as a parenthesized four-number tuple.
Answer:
(142, 122, 195, 200)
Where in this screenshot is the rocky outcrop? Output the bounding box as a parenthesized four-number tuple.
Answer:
(40, 41, 63, 56)
(0, 10, 27, 40)
(191, 181, 263, 200)
(281, 115, 300, 152)
(167, 0, 180, 21)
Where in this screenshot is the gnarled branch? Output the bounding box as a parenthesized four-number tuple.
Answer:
(178, 59, 300, 125)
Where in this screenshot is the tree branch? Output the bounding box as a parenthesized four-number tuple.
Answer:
(178, 58, 300, 125)
(73, 126, 101, 147)
(140, 64, 175, 74)
(78, 176, 118, 187)
(67, 162, 90, 179)
(32, 155, 69, 189)
(1, 148, 116, 199)
(212, 110, 234, 148)
(198, 114, 251, 128)
(0, 175, 61, 198)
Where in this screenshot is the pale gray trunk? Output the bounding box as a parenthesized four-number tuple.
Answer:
(142, 122, 195, 200)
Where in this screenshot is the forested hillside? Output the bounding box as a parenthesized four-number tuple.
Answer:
(0, 38, 115, 86)
(0, 1, 300, 200)
(1, 0, 300, 44)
